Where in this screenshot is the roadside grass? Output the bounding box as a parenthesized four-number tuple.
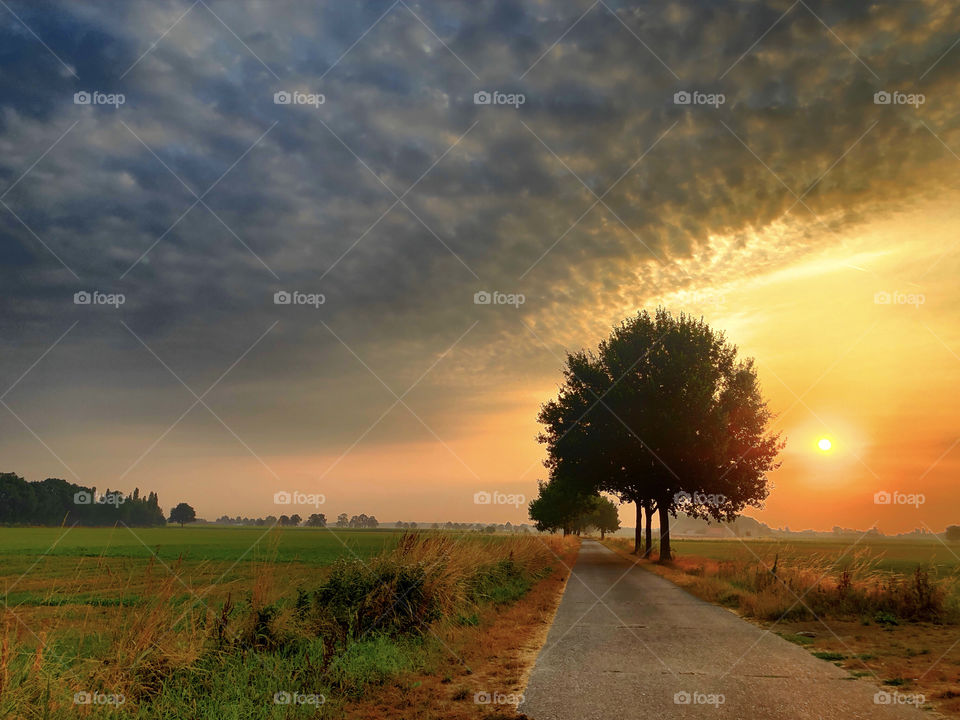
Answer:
(0, 531, 575, 719)
(600, 536, 960, 717)
(602, 536, 960, 624)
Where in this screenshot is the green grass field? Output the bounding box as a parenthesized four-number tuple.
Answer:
(0, 526, 566, 719)
(0, 525, 399, 564)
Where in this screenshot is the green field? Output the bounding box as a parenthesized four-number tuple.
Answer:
(0, 526, 564, 719)
(0, 525, 399, 564)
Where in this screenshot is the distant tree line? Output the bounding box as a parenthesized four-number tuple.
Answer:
(0, 472, 166, 527)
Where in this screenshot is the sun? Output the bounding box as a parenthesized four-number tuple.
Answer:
(817, 437, 833, 452)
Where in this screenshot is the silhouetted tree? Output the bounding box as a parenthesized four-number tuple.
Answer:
(169, 502, 196, 527)
(538, 308, 782, 560)
(305, 513, 327, 527)
(946, 525, 960, 542)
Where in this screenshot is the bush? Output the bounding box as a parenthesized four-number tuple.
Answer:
(297, 558, 439, 642)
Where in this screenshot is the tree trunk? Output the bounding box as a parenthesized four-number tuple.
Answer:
(658, 502, 672, 561)
(634, 502, 643, 554)
(643, 502, 654, 558)
(563, 527, 569, 537)
(600, 529, 606, 540)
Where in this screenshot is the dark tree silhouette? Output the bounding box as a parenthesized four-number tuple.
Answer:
(529, 476, 588, 535)
(946, 525, 960, 542)
(169, 502, 196, 527)
(0, 472, 166, 527)
(538, 308, 783, 560)
(305, 513, 327, 527)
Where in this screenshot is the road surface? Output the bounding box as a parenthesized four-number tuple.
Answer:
(519, 540, 926, 720)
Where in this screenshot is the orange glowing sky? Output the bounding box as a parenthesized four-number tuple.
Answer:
(2, 1, 959, 534)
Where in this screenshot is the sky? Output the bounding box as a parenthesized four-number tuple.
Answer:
(1, 0, 958, 533)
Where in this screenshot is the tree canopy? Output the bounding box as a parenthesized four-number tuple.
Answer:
(169, 502, 197, 527)
(0, 472, 166, 527)
(535, 308, 783, 559)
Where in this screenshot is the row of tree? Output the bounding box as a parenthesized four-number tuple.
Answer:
(530, 309, 783, 560)
(0, 473, 167, 526)
(528, 491, 621, 538)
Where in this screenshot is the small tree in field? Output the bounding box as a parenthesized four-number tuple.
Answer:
(946, 525, 960, 542)
(168, 502, 196, 527)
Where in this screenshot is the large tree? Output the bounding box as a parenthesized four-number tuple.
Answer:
(169, 502, 196, 527)
(538, 308, 782, 560)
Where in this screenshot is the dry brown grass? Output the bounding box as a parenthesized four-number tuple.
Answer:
(2, 531, 577, 718)
(603, 537, 958, 623)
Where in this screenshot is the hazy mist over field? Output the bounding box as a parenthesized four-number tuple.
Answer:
(1, 0, 959, 532)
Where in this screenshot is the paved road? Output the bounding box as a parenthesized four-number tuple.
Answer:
(520, 540, 926, 720)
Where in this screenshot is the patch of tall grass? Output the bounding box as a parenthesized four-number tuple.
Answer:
(0, 531, 571, 718)
(604, 538, 960, 624)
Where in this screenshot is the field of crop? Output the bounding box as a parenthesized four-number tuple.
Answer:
(0, 526, 575, 719)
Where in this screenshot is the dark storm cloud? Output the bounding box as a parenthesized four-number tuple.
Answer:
(2, 0, 960, 460)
